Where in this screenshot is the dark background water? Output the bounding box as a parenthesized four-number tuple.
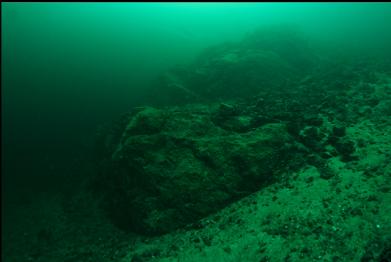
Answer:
(2, 3, 391, 197)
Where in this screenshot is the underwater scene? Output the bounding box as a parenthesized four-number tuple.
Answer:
(2, 3, 391, 262)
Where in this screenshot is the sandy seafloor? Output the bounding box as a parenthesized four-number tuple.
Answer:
(2, 73, 391, 262)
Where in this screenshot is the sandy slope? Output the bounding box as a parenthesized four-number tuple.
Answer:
(2, 75, 390, 262)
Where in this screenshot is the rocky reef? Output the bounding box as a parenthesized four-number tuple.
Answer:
(87, 26, 391, 262)
(3, 17, 391, 262)
(93, 26, 379, 236)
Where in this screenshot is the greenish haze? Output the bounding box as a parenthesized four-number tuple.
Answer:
(2, 3, 391, 262)
(3, 3, 391, 177)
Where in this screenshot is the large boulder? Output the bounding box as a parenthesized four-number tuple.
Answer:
(96, 104, 295, 235)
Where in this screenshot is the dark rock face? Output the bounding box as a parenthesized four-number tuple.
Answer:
(97, 105, 294, 235)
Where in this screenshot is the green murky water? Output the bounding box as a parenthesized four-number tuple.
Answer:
(2, 3, 391, 262)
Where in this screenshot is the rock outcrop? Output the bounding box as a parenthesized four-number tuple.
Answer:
(148, 26, 318, 105)
(96, 104, 295, 235)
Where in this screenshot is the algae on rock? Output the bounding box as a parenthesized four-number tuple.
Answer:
(97, 104, 294, 235)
